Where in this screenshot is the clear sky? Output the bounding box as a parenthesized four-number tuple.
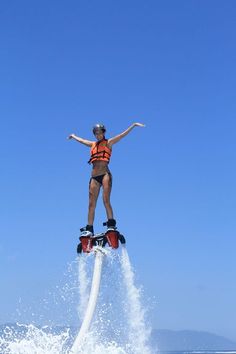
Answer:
(1, 0, 236, 342)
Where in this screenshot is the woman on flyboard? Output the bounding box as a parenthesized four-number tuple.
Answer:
(68, 122, 145, 237)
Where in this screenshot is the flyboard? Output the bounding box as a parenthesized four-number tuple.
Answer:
(70, 230, 126, 353)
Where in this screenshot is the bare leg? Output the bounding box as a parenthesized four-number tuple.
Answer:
(102, 173, 114, 220)
(88, 178, 101, 225)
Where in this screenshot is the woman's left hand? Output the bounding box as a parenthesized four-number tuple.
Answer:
(134, 122, 145, 127)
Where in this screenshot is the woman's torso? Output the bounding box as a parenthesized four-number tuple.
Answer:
(91, 160, 110, 177)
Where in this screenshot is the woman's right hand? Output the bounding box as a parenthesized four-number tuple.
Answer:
(67, 134, 76, 140)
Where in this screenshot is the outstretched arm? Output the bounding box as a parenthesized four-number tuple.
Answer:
(67, 134, 93, 147)
(108, 123, 145, 147)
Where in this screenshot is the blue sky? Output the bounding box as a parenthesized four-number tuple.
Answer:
(1, 0, 236, 341)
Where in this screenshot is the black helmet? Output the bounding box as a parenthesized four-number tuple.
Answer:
(92, 123, 106, 135)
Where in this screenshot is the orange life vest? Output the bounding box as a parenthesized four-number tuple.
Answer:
(88, 139, 112, 164)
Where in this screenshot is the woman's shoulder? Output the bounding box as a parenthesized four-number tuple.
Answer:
(106, 138, 113, 149)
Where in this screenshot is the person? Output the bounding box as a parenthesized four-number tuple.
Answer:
(68, 122, 145, 236)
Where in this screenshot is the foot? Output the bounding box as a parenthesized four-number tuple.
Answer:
(103, 219, 117, 231)
(80, 224, 94, 237)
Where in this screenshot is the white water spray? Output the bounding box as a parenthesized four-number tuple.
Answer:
(77, 255, 90, 320)
(0, 246, 153, 354)
(0, 324, 71, 354)
(120, 247, 152, 354)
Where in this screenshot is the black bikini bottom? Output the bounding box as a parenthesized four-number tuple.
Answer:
(90, 172, 112, 186)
